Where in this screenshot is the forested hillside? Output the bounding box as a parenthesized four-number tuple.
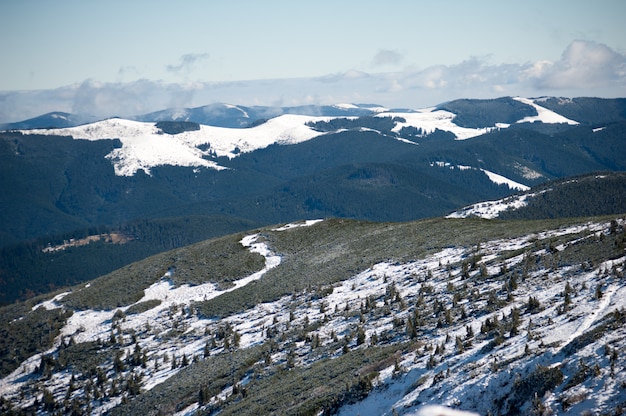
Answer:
(1, 214, 624, 415)
(2, 97, 626, 306)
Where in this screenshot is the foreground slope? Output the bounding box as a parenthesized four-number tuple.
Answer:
(1, 214, 625, 415)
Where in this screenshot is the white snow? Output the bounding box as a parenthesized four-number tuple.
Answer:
(334, 103, 359, 109)
(409, 405, 479, 416)
(2, 217, 626, 416)
(272, 219, 324, 231)
(446, 193, 537, 219)
(31, 291, 70, 311)
(480, 168, 530, 191)
(21, 115, 329, 176)
(555, 282, 618, 352)
(513, 97, 579, 125)
(223, 103, 250, 118)
(430, 161, 529, 192)
(381, 109, 495, 140)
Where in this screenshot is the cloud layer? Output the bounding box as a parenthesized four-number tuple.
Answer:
(523, 40, 626, 89)
(1, 41, 624, 123)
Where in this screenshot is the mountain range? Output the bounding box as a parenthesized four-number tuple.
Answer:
(1, 96, 626, 305)
(1, 95, 626, 414)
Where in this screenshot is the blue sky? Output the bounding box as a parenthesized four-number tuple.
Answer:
(1, 0, 625, 121)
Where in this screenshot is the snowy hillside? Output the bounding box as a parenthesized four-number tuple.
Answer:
(17, 97, 579, 177)
(1, 215, 624, 415)
(447, 173, 626, 220)
(22, 115, 328, 176)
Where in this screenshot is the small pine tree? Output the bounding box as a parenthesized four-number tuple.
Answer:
(406, 319, 417, 339)
(356, 326, 366, 346)
(527, 295, 541, 312)
(455, 336, 464, 353)
(595, 284, 603, 299)
(466, 325, 474, 339)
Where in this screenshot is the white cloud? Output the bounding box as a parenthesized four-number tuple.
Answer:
(522, 40, 626, 89)
(1, 41, 625, 123)
(166, 53, 210, 74)
(371, 49, 404, 67)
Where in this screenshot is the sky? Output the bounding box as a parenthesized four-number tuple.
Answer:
(1, 0, 625, 122)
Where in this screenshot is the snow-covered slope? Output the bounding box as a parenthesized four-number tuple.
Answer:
(384, 108, 495, 140)
(1, 216, 625, 415)
(430, 161, 530, 192)
(513, 97, 579, 125)
(447, 172, 626, 220)
(17, 97, 581, 177)
(446, 193, 539, 219)
(23, 115, 328, 176)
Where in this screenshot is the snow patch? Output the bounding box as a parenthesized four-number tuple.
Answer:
(447, 193, 539, 219)
(31, 291, 70, 311)
(224, 104, 250, 118)
(409, 405, 480, 416)
(381, 109, 494, 140)
(513, 97, 579, 125)
(334, 103, 359, 109)
(481, 169, 530, 191)
(430, 161, 529, 191)
(21, 115, 328, 176)
(272, 219, 324, 231)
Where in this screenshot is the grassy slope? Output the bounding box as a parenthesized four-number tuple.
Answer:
(1, 213, 625, 415)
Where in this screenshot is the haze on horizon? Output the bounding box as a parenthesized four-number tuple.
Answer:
(1, 0, 625, 122)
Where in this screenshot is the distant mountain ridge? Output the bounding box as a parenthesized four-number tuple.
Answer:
(0, 102, 391, 130)
(1, 96, 625, 246)
(6, 95, 623, 131)
(5, 96, 587, 178)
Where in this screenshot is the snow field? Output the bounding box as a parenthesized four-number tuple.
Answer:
(513, 97, 579, 125)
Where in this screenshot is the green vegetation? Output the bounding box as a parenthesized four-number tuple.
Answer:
(306, 116, 405, 134)
(500, 172, 626, 220)
(0, 215, 259, 305)
(155, 121, 200, 134)
(61, 232, 265, 310)
(1, 212, 625, 415)
(0, 301, 73, 377)
(505, 364, 564, 414)
(438, 97, 537, 128)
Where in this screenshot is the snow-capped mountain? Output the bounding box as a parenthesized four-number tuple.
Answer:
(0, 112, 100, 130)
(131, 102, 390, 128)
(1, 214, 625, 415)
(23, 115, 328, 176)
(16, 97, 581, 177)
